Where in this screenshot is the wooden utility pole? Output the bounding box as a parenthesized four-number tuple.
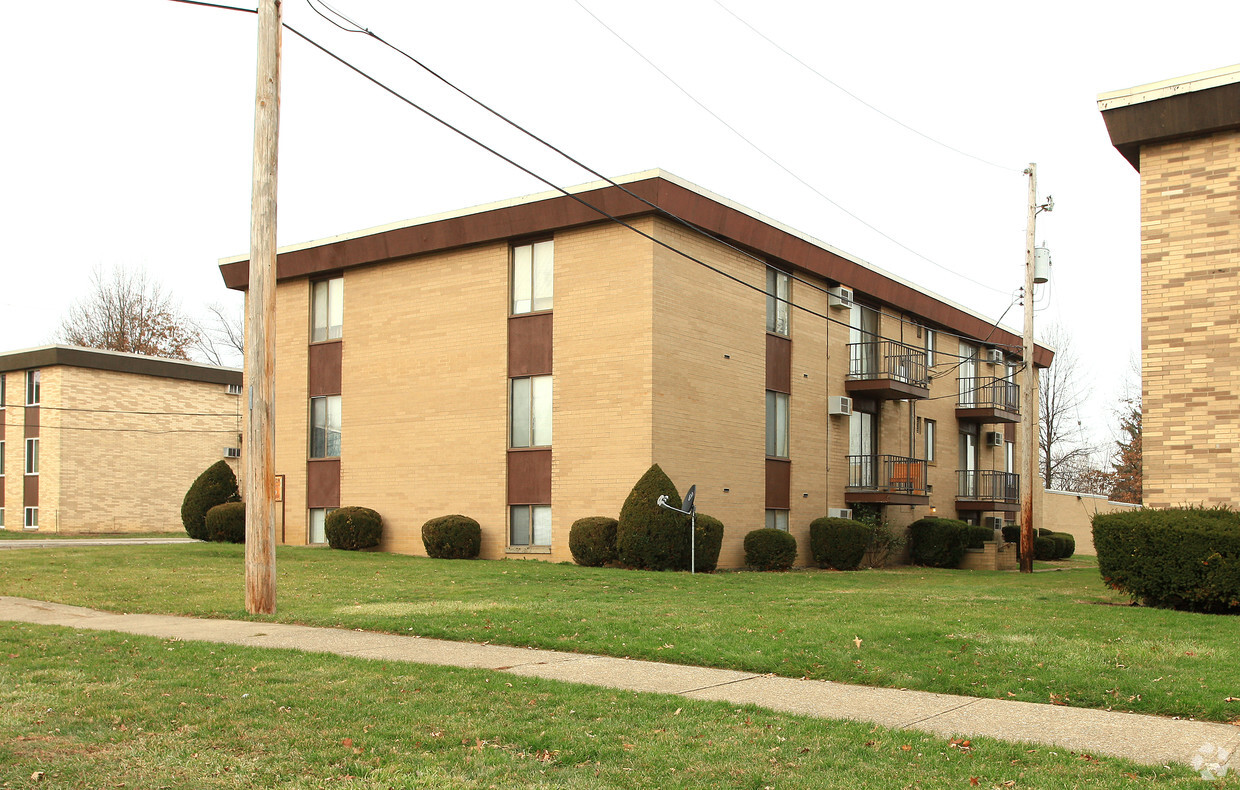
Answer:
(1019, 164, 1037, 573)
(245, 0, 282, 614)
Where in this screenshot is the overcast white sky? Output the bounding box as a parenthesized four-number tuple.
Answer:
(3, 0, 1238, 447)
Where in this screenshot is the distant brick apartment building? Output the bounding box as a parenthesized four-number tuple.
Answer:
(219, 171, 1052, 567)
(0, 346, 242, 533)
(1099, 65, 1240, 508)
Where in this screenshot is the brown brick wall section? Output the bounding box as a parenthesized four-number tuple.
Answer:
(48, 366, 241, 533)
(1140, 129, 1240, 507)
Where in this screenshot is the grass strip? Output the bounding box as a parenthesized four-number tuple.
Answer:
(0, 623, 1218, 789)
(2, 544, 1238, 722)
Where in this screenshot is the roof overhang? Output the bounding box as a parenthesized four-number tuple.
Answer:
(0, 345, 242, 386)
(219, 170, 1053, 368)
(1098, 64, 1240, 171)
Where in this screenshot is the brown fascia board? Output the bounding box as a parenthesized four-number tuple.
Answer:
(220, 176, 1052, 368)
(1101, 81, 1240, 171)
(0, 345, 242, 386)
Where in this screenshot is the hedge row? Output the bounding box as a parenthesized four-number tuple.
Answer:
(1093, 506, 1240, 613)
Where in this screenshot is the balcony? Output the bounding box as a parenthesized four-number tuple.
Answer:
(846, 341, 930, 399)
(955, 470, 1020, 512)
(956, 376, 1020, 423)
(845, 455, 929, 505)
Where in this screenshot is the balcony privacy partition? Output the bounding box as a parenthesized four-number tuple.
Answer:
(845, 340, 930, 400)
(845, 455, 929, 504)
(955, 470, 1021, 512)
(956, 376, 1021, 423)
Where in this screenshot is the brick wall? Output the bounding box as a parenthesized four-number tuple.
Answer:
(1140, 129, 1240, 507)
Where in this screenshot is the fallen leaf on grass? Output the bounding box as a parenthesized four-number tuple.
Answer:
(969, 778, 979, 787)
(901, 745, 912, 752)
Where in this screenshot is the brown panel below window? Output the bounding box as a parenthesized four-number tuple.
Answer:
(508, 313, 553, 377)
(766, 334, 791, 394)
(308, 341, 343, 397)
(765, 458, 791, 509)
(24, 406, 39, 437)
(508, 449, 551, 504)
(24, 474, 38, 507)
(1004, 422, 1016, 442)
(306, 459, 341, 508)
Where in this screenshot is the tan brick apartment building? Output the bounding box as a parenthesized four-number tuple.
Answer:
(1100, 65, 1240, 508)
(220, 171, 1052, 567)
(0, 346, 242, 533)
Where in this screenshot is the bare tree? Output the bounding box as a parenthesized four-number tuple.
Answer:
(195, 302, 245, 368)
(57, 265, 201, 360)
(1038, 323, 1097, 490)
(1109, 362, 1142, 504)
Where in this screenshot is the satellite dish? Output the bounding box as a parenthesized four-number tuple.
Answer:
(683, 485, 696, 514)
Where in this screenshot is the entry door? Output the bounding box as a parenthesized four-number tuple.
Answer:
(849, 303, 879, 376)
(959, 343, 978, 405)
(850, 410, 877, 486)
(959, 430, 979, 496)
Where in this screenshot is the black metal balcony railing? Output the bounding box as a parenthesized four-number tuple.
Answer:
(847, 341, 929, 388)
(957, 376, 1020, 411)
(848, 455, 928, 496)
(956, 470, 1020, 503)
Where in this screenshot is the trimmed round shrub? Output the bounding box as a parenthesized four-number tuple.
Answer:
(692, 514, 725, 573)
(205, 501, 246, 544)
(181, 460, 239, 541)
(421, 514, 481, 559)
(965, 524, 994, 550)
(744, 528, 797, 571)
(1001, 525, 1020, 544)
(569, 516, 618, 567)
(1038, 527, 1055, 538)
(1094, 506, 1240, 613)
(908, 517, 968, 568)
(616, 465, 691, 571)
(1033, 535, 1056, 561)
(326, 506, 384, 551)
(809, 517, 871, 570)
(1053, 531, 1076, 559)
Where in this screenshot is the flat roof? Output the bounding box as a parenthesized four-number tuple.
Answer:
(220, 170, 1052, 367)
(1098, 64, 1240, 110)
(0, 345, 242, 386)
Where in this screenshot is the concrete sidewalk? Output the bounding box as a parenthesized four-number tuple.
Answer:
(2, 595, 1236, 771)
(0, 537, 194, 550)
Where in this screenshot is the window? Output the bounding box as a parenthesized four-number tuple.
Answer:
(226, 383, 243, 395)
(309, 395, 341, 458)
(0, 373, 6, 408)
(925, 329, 936, 367)
(925, 419, 936, 463)
(308, 507, 337, 544)
(766, 268, 790, 335)
(25, 507, 38, 529)
(1005, 441, 1015, 474)
(510, 376, 552, 448)
(765, 390, 789, 458)
(25, 438, 38, 475)
(511, 240, 553, 314)
(765, 509, 789, 531)
(0, 507, 5, 528)
(510, 504, 551, 547)
(311, 277, 344, 342)
(0, 439, 5, 475)
(958, 342, 978, 406)
(26, 370, 40, 405)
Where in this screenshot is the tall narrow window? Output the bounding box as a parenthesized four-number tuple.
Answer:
(510, 504, 551, 547)
(308, 507, 336, 544)
(958, 342, 978, 406)
(924, 419, 936, 463)
(309, 395, 342, 458)
(25, 370, 40, 405)
(925, 329, 936, 367)
(765, 390, 789, 458)
(25, 507, 37, 528)
(510, 376, 552, 448)
(0, 440, 5, 475)
(0, 373, 6, 408)
(311, 277, 344, 342)
(25, 438, 38, 475)
(765, 509, 789, 531)
(1005, 441, 1015, 474)
(766, 268, 790, 335)
(511, 240, 553, 314)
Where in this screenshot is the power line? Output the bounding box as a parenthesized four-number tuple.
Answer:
(571, 0, 1013, 298)
(709, 0, 1021, 174)
(297, 0, 1023, 352)
(2, 422, 240, 435)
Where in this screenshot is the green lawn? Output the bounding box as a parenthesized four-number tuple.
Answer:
(1, 623, 1218, 789)
(2, 544, 1238, 722)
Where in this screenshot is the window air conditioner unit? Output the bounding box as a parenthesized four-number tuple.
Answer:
(984, 516, 1004, 530)
(986, 431, 1004, 447)
(986, 348, 1004, 365)
(828, 396, 853, 416)
(827, 508, 853, 520)
(226, 383, 243, 395)
(224, 447, 241, 459)
(828, 286, 853, 309)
